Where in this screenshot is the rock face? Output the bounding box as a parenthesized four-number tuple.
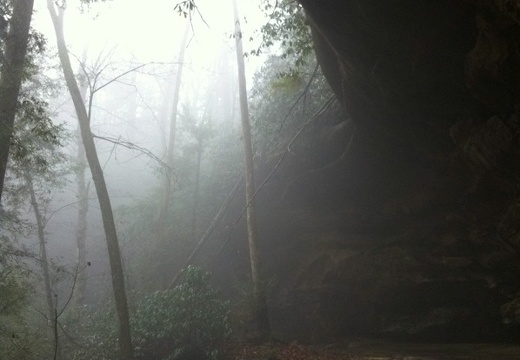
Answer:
(201, 0, 520, 343)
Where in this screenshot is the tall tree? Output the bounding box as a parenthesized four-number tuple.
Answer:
(27, 174, 61, 360)
(0, 0, 35, 203)
(191, 137, 203, 241)
(157, 23, 190, 242)
(6, 79, 68, 359)
(233, 0, 271, 339)
(46, 2, 134, 359)
(183, 108, 213, 241)
(74, 61, 90, 307)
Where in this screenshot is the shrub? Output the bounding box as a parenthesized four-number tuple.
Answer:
(66, 304, 119, 360)
(131, 265, 231, 359)
(67, 266, 230, 360)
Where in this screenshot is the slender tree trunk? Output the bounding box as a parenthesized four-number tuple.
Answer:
(233, 0, 271, 340)
(27, 174, 60, 360)
(74, 57, 89, 307)
(157, 24, 190, 236)
(191, 143, 203, 241)
(125, 66, 138, 141)
(74, 127, 89, 306)
(0, 0, 35, 203)
(47, 3, 134, 359)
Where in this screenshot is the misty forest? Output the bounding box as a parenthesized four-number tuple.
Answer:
(1, 0, 520, 359)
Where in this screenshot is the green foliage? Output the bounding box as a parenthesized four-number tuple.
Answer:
(10, 96, 65, 170)
(0, 316, 45, 360)
(132, 266, 231, 360)
(0, 0, 47, 78)
(0, 238, 30, 317)
(1, 0, 68, 212)
(0, 5, 69, 354)
(68, 266, 231, 360)
(116, 188, 194, 292)
(255, 0, 313, 68)
(3, 93, 69, 219)
(0, 84, 66, 359)
(0, 234, 36, 360)
(64, 303, 119, 360)
(250, 54, 333, 157)
(270, 71, 304, 93)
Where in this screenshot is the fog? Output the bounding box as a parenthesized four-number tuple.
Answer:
(28, 0, 266, 268)
(5, 1, 520, 359)
(1, 0, 330, 358)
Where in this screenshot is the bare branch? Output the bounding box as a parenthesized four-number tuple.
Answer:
(93, 63, 149, 94)
(43, 195, 96, 228)
(57, 262, 82, 318)
(70, 51, 93, 94)
(279, 62, 319, 131)
(233, 95, 336, 226)
(92, 134, 172, 172)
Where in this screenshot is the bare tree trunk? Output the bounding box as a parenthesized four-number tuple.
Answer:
(157, 24, 190, 236)
(191, 143, 202, 241)
(125, 65, 138, 141)
(0, 0, 35, 202)
(233, 0, 271, 340)
(47, 3, 134, 359)
(74, 127, 89, 306)
(27, 174, 60, 360)
(74, 56, 90, 307)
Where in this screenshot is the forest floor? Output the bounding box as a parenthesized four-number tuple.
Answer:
(222, 338, 520, 360)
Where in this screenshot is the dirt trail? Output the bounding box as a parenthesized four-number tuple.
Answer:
(223, 339, 520, 360)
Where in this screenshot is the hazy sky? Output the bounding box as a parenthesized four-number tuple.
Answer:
(32, 0, 266, 81)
